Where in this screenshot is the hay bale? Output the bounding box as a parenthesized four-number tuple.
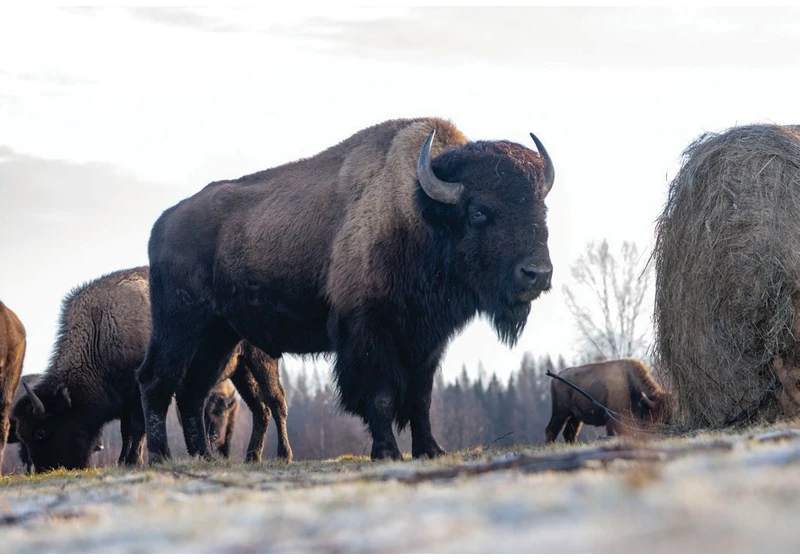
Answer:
(653, 124, 800, 428)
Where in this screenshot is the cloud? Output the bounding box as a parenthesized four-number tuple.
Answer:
(0, 147, 188, 374)
(274, 7, 800, 68)
(126, 7, 251, 34)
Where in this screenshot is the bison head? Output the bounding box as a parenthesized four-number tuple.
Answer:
(639, 391, 676, 425)
(12, 381, 101, 472)
(416, 129, 554, 344)
(204, 389, 237, 447)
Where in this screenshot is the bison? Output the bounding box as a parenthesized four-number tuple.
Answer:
(0, 300, 26, 473)
(204, 379, 238, 458)
(7, 375, 104, 473)
(13, 267, 292, 472)
(179, 345, 293, 461)
(137, 117, 555, 462)
(545, 358, 675, 444)
(176, 379, 241, 459)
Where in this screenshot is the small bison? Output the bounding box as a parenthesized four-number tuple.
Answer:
(204, 379, 238, 458)
(545, 359, 674, 444)
(138, 117, 555, 463)
(176, 379, 240, 459)
(13, 267, 292, 472)
(180, 344, 293, 462)
(0, 300, 26, 474)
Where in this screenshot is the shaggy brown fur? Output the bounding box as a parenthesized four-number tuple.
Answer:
(13, 267, 292, 472)
(545, 359, 674, 443)
(653, 124, 800, 427)
(137, 117, 555, 463)
(0, 300, 26, 474)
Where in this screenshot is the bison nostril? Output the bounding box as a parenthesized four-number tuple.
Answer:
(519, 265, 552, 290)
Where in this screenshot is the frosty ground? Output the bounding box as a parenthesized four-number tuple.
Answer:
(1, 424, 799, 553)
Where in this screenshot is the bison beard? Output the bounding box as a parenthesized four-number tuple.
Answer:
(137, 117, 554, 462)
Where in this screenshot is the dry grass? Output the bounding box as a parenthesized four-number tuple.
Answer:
(2, 425, 800, 552)
(653, 123, 800, 428)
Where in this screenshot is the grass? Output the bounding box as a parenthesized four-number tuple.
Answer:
(3, 424, 800, 552)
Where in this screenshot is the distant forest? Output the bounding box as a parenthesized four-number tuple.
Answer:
(3, 353, 604, 472)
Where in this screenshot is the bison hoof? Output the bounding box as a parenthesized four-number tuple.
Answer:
(371, 441, 403, 461)
(412, 441, 446, 459)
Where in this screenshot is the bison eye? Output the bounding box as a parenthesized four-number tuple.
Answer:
(468, 207, 489, 227)
(35, 428, 47, 441)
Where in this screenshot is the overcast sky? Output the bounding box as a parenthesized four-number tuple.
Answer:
(2, 6, 800, 382)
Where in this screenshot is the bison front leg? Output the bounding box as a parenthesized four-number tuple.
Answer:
(545, 410, 569, 444)
(229, 360, 268, 463)
(334, 320, 403, 461)
(365, 390, 403, 461)
(405, 367, 445, 459)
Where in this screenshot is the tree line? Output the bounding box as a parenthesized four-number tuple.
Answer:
(2, 352, 600, 472)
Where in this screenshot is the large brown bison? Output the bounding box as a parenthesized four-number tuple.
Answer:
(0, 300, 26, 473)
(545, 359, 674, 444)
(137, 117, 555, 462)
(13, 267, 292, 472)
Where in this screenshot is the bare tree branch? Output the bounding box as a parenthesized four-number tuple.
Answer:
(562, 240, 653, 363)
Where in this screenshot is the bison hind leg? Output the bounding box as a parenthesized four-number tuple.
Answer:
(177, 320, 242, 460)
(562, 417, 583, 443)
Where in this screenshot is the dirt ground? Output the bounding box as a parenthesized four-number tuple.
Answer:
(2, 424, 799, 553)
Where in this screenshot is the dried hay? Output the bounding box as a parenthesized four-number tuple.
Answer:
(653, 124, 800, 428)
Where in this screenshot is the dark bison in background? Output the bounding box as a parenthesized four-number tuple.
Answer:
(176, 378, 246, 459)
(137, 117, 555, 462)
(204, 379, 238, 458)
(0, 300, 26, 473)
(545, 358, 675, 444)
(178, 345, 293, 461)
(13, 267, 292, 472)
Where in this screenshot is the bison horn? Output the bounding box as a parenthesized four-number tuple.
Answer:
(23, 381, 46, 417)
(417, 129, 464, 205)
(641, 392, 656, 408)
(529, 132, 555, 198)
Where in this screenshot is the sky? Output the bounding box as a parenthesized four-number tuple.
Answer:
(2, 6, 800, 382)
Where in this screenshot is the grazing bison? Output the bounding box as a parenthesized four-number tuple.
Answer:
(179, 345, 293, 461)
(0, 301, 26, 473)
(13, 267, 292, 472)
(204, 379, 239, 458)
(545, 358, 675, 444)
(8, 374, 103, 473)
(137, 117, 555, 462)
(177, 379, 242, 459)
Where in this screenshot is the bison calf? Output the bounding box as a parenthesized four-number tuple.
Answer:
(204, 380, 238, 458)
(545, 358, 674, 444)
(0, 301, 26, 474)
